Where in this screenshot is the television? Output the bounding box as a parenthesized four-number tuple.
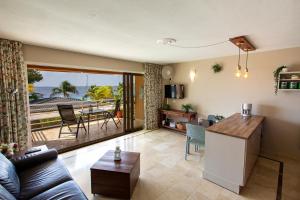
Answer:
(164, 84, 184, 99)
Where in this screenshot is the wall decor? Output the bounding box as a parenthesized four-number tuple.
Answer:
(212, 63, 223, 73)
(273, 65, 287, 94)
(189, 69, 196, 82)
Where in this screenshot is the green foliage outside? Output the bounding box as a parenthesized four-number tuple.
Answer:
(28, 69, 44, 101)
(51, 81, 78, 98)
(28, 69, 43, 84)
(85, 85, 113, 101)
(114, 82, 123, 101)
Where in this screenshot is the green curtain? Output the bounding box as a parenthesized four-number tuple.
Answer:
(144, 63, 163, 129)
(0, 38, 29, 150)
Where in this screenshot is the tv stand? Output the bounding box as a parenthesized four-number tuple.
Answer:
(159, 109, 197, 134)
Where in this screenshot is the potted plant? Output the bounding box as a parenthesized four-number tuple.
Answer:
(181, 104, 193, 113)
(162, 103, 171, 110)
(215, 115, 225, 122)
(273, 66, 287, 95)
(212, 63, 223, 73)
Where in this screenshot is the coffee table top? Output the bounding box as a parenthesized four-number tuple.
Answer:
(91, 150, 140, 173)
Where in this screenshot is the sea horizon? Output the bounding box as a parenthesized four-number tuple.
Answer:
(34, 85, 118, 100)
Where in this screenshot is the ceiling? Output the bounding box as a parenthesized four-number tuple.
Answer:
(0, 0, 299, 64)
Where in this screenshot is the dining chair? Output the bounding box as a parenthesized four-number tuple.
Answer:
(101, 99, 121, 130)
(185, 123, 205, 160)
(57, 104, 87, 138)
(207, 114, 217, 126)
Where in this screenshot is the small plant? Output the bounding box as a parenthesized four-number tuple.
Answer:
(212, 63, 223, 73)
(0, 143, 18, 158)
(181, 104, 193, 113)
(273, 66, 287, 95)
(163, 103, 171, 110)
(215, 115, 225, 121)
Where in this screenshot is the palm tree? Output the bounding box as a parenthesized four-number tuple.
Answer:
(86, 85, 113, 101)
(51, 81, 78, 98)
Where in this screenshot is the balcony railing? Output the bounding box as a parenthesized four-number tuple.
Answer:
(30, 99, 120, 131)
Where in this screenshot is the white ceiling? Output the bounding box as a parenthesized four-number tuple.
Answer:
(0, 0, 299, 64)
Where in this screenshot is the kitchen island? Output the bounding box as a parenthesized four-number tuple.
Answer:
(203, 113, 264, 194)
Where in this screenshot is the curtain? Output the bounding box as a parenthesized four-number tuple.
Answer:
(0, 38, 29, 150)
(144, 63, 163, 129)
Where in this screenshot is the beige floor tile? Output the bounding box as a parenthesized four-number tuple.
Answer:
(59, 129, 299, 200)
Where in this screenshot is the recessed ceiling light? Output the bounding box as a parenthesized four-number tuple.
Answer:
(156, 38, 177, 45)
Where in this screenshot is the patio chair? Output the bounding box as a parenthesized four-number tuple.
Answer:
(185, 123, 205, 160)
(101, 100, 121, 129)
(57, 104, 87, 138)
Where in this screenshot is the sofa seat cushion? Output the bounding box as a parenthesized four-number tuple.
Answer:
(18, 159, 72, 200)
(30, 180, 87, 200)
(0, 153, 20, 198)
(0, 184, 17, 200)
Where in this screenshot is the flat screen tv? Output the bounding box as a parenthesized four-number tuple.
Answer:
(164, 84, 184, 99)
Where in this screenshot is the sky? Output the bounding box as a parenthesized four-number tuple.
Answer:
(35, 71, 122, 87)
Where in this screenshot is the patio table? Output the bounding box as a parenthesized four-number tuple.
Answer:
(79, 108, 108, 134)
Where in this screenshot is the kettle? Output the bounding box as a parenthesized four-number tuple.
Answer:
(241, 103, 252, 118)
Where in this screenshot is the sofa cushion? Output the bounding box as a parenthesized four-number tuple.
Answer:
(30, 180, 87, 200)
(18, 159, 72, 200)
(0, 153, 20, 198)
(13, 149, 58, 171)
(0, 184, 17, 200)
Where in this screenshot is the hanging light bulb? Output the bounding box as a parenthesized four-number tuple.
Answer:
(236, 65, 242, 77)
(235, 43, 242, 77)
(244, 49, 249, 78)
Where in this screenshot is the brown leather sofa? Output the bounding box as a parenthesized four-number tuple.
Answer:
(0, 149, 87, 200)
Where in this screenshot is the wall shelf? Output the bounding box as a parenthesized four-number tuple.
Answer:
(277, 71, 300, 91)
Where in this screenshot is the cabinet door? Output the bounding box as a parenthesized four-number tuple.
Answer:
(243, 124, 262, 185)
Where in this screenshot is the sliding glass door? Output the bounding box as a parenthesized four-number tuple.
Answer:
(123, 73, 144, 132)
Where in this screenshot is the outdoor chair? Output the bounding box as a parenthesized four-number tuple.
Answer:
(101, 100, 121, 130)
(57, 104, 87, 138)
(185, 123, 205, 160)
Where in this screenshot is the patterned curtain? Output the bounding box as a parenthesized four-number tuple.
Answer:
(144, 63, 163, 129)
(0, 38, 29, 150)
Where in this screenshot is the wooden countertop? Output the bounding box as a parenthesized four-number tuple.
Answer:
(206, 113, 264, 139)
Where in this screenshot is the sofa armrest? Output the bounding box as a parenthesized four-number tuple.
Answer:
(12, 149, 58, 171)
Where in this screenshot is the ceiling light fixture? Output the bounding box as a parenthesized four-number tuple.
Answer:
(230, 36, 256, 79)
(156, 38, 228, 48)
(156, 38, 177, 45)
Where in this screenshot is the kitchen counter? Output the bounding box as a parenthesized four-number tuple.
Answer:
(203, 113, 264, 194)
(206, 113, 264, 139)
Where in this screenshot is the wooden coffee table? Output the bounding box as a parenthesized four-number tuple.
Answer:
(90, 150, 140, 199)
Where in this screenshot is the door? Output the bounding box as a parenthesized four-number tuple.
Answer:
(123, 73, 144, 132)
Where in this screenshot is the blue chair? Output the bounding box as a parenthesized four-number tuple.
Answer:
(207, 115, 217, 126)
(185, 123, 205, 160)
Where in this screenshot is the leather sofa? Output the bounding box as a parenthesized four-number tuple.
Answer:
(0, 149, 87, 200)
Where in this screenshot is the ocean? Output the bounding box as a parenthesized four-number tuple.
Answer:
(35, 86, 118, 100)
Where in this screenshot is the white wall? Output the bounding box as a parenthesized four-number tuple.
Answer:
(23, 44, 144, 73)
(169, 47, 300, 159)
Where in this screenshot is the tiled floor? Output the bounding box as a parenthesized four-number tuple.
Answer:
(59, 129, 300, 200)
